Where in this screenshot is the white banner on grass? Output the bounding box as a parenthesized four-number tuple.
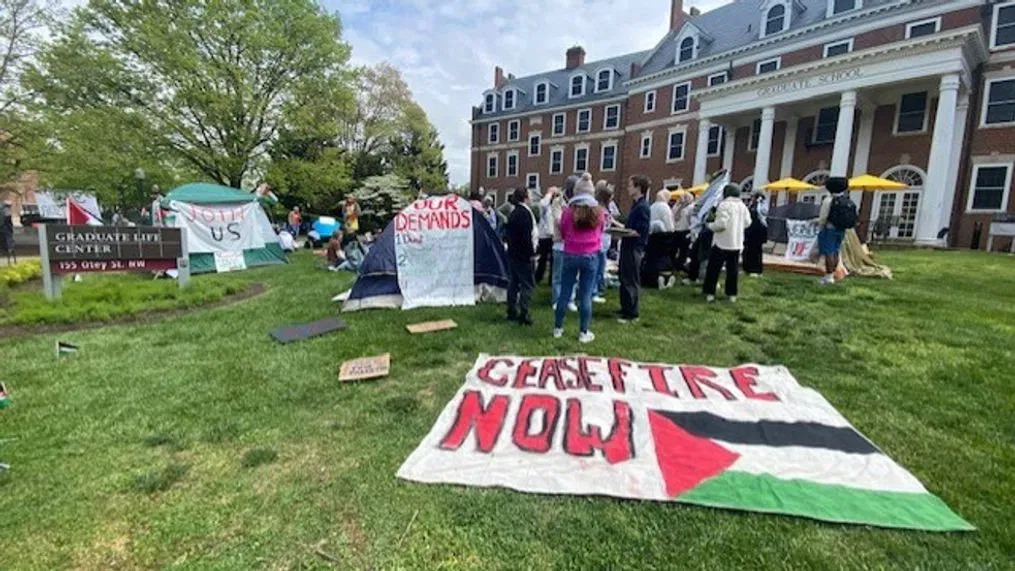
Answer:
(394, 195, 475, 310)
(213, 251, 247, 273)
(170, 201, 266, 254)
(785, 219, 820, 262)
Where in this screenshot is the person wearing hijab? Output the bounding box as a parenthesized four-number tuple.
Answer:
(702, 184, 752, 303)
(743, 191, 769, 277)
(646, 189, 677, 289)
(671, 190, 695, 275)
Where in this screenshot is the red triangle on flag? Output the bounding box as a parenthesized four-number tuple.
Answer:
(67, 198, 100, 226)
(648, 410, 741, 498)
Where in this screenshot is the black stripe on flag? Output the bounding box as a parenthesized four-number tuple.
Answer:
(655, 411, 880, 455)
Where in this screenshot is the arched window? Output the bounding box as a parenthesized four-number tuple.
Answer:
(765, 5, 786, 36)
(801, 170, 830, 204)
(876, 166, 927, 239)
(678, 37, 695, 62)
(739, 176, 755, 194)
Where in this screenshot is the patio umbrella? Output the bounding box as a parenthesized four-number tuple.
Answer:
(849, 174, 909, 191)
(763, 177, 819, 192)
(686, 183, 709, 195)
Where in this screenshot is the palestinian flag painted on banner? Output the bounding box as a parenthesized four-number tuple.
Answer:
(55, 341, 79, 358)
(398, 355, 973, 531)
(66, 197, 103, 226)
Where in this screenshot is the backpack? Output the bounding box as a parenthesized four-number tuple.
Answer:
(827, 194, 858, 230)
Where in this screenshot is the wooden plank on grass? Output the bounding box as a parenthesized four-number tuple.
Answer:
(406, 320, 458, 334)
(339, 353, 391, 382)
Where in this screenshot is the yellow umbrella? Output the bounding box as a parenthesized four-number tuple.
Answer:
(763, 177, 818, 192)
(849, 174, 908, 191)
(686, 183, 709, 195)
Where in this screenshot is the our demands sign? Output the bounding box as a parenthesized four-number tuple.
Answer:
(398, 355, 972, 531)
(171, 201, 265, 254)
(394, 195, 475, 310)
(45, 225, 182, 274)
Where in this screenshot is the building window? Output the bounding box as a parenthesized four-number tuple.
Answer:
(601, 143, 617, 172)
(906, 17, 940, 39)
(983, 78, 1015, 126)
(550, 149, 564, 174)
(992, 1, 1015, 49)
(895, 92, 928, 134)
(484, 93, 495, 113)
(672, 82, 691, 114)
(757, 57, 781, 74)
(577, 108, 591, 133)
(667, 129, 685, 162)
(487, 154, 498, 178)
(596, 69, 613, 92)
(534, 82, 549, 105)
(707, 125, 723, 157)
(968, 164, 1012, 212)
(823, 39, 853, 57)
(503, 89, 516, 111)
(640, 134, 653, 159)
(488, 123, 499, 144)
(830, 0, 858, 16)
(529, 134, 541, 156)
(527, 173, 540, 191)
(765, 5, 787, 37)
(575, 146, 589, 172)
(508, 120, 520, 142)
(644, 90, 657, 113)
(570, 74, 585, 98)
(708, 72, 728, 86)
(678, 37, 695, 62)
(813, 107, 839, 144)
(507, 152, 518, 177)
(749, 119, 762, 151)
(604, 105, 620, 129)
(552, 113, 566, 136)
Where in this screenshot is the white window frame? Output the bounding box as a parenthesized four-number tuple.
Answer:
(595, 68, 614, 93)
(576, 108, 592, 134)
(600, 142, 618, 172)
(905, 17, 941, 39)
(893, 91, 930, 135)
(528, 133, 542, 157)
(502, 88, 517, 111)
(527, 173, 541, 191)
(827, 0, 862, 19)
(676, 34, 697, 64)
(488, 122, 500, 144)
(706, 125, 724, 158)
(552, 112, 567, 137)
(644, 90, 657, 113)
(506, 150, 519, 177)
(533, 81, 549, 105)
(991, 0, 1015, 50)
(666, 127, 687, 163)
(484, 93, 495, 114)
(574, 144, 590, 173)
(966, 162, 1013, 213)
(761, 3, 789, 39)
(813, 107, 840, 144)
(487, 153, 499, 178)
(748, 119, 762, 152)
(640, 132, 653, 159)
(550, 147, 565, 174)
(756, 57, 782, 75)
(569, 73, 586, 99)
(823, 38, 854, 58)
(671, 81, 692, 115)
(603, 104, 621, 130)
(707, 71, 729, 87)
(507, 119, 520, 142)
(980, 76, 1015, 128)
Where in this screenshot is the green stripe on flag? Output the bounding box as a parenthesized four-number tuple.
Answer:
(677, 471, 974, 532)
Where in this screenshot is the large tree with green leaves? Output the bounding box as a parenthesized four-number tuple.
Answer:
(28, 0, 352, 189)
(387, 102, 449, 194)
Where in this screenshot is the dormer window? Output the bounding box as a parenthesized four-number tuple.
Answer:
(596, 69, 614, 93)
(765, 5, 787, 36)
(503, 89, 516, 111)
(570, 74, 585, 98)
(828, 0, 861, 18)
(678, 37, 695, 63)
(484, 93, 495, 113)
(534, 82, 549, 105)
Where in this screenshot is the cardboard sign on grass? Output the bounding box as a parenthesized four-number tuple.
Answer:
(406, 320, 458, 334)
(398, 354, 973, 532)
(339, 354, 391, 382)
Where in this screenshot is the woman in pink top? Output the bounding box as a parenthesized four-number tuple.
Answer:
(553, 173, 606, 343)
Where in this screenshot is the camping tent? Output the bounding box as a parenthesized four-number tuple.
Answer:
(343, 196, 509, 312)
(161, 183, 287, 274)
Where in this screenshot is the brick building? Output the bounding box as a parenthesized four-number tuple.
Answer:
(470, 0, 1015, 250)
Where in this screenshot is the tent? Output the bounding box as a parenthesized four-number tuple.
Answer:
(161, 183, 287, 274)
(343, 196, 509, 312)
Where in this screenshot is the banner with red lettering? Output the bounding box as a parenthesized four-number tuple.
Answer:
(397, 355, 972, 531)
(394, 195, 475, 310)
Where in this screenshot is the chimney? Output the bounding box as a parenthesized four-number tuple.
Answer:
(670, 0, 686, 31)
(494, 66, 506, 88)
(690, 7, 701, 17)
(630, 62, 641, 77)
(566, 46, 586, 70)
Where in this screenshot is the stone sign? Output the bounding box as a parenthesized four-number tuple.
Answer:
(757, 68, 863, 97)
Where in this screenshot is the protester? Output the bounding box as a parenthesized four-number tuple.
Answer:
(325, 233, 343, 269)
(552, 177, 578, 312)
(482, 196, 499, 231)
(338, 231, 366, 273)
(469, 190, 485, 212)
(594, 182, 617, 303)
(505, 188, 538, 325)
(743, 191, 769, 277)
(702, 184, 752, 303)
(277, 228, 297, 252)
(343, 196, 361, 233)
(672, 190, 695, 274)
(618, 175, 651, 323)
(287, 206, 302, 237)
(553, 173, 605, 343)
(815, 176, 857, 285)
(535, 187, 557, 284)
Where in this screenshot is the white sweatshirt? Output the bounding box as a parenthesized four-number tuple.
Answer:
(707, 196, 752, 252)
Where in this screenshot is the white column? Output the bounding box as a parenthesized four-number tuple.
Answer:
(830, 90, 857, 177)
(850, 105, 875, 205)
(939, 95, 970, 246)
(778, 116, 799, 206)
(752, 106, 776, 189)
(722, 125, 736, 173)
(916, 74, 961, 245)
(694, 118, 712, 185)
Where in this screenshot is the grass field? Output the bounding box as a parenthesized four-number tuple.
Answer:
(1, 250, 1013, 569)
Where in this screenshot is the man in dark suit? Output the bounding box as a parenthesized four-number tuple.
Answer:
(505, 187, 537, 326)
(619, 176, 651, 323)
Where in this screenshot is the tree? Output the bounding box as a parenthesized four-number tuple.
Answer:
(351, 173, 412, 233)
(28, 0, 352, 188)
(337, 62, 415, 156)
(387, 102, 449, 194)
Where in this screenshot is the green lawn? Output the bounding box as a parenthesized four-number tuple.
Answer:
(1, 250, 1012, 569)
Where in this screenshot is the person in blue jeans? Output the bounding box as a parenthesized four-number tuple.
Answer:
(553, 174, 605, 343)
(594, 181, 616, 302)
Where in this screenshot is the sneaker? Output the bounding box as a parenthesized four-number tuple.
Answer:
(552, 328, 563, 339)
(728, 296, 738, 303)
(666, 276, 677, 289)
(818, 275, 834, 285)
(748, 273, 761, 279)
(617, 317, 638, 324)
(706, 295, 716, 303)
(568, 303, 578, 312)
(658, 276, 667, 290)
(578, 331, 595, 344)
(681, 278, 691, 286)
(593, 296, 606, 304)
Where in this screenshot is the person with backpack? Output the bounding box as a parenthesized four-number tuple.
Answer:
(815, 176, 858, 285)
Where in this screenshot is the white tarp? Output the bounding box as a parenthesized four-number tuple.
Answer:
(394, 195, 475, 310)
(170, 200, 266, 254)
(785, 219, 820, 262)
(35, 191, 100, 220)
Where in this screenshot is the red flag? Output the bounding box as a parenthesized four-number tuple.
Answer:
(67, 197, 102, 226)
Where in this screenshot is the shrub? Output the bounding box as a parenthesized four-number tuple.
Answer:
(0, 261, 42, 288)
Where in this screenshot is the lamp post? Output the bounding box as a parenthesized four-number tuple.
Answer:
(134, 168, 146, 206)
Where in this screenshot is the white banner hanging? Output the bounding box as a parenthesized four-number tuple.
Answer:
(394, 195, 475, 310)
(170, 201, 266, 254)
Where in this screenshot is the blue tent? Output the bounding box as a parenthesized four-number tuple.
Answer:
(312, 216, 341, 238)
(343, 208, 509, 311)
